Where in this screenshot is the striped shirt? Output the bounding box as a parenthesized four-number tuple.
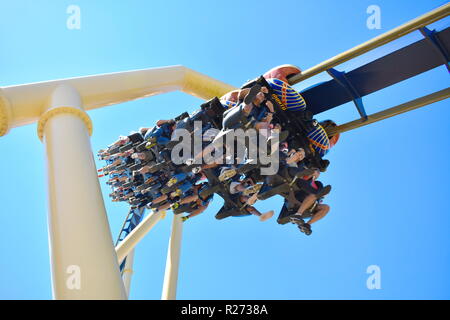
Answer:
(266, 78, 307, 111)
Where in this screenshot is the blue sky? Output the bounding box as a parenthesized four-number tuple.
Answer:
(0, 0, 449, 299)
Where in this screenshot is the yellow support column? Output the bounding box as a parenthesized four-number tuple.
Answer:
(38, 84, 126, 300)
(121, 250, 135, 298)
(115, 210, 164, 264)
(161, 215, 184, 300)
(0, 89, 12, 136)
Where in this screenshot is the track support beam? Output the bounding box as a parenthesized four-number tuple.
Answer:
(327, 87, 450, 136)
(161, 215, 184, 300)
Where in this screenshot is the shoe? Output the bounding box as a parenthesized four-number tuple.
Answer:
(218, 168, 237, 182)
(299, 223, 312, 236)
(290, 215, 305, 226)
(316, 185, 332, 198)
(166, 177, 178, 187)
(242, 184, 262, 196)
(181, 216, 189, 222)
(171, 189, 183, 198)
(319, 159, 330, 172)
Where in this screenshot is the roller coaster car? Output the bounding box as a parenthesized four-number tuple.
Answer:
(174, 111, 190, 122)
(114, 163, 129, 172)
(215, 202, 251, 220)
(135, 141, 151, 153)
(148, 199, 170, 211)
(199, 97, 225, 130)
(102, 145, 121, 157)
(122, 181, 134, 189)
(147, 160, 172, 174)
(241, 76, 329, 172)
(128, 197, 143, 206)
(199, 168, 251, 220)
(129, 154, 157, 172)
(166, 98, 225, 150)
(236, 161, 259, 176)
(257, 168, 316, 201)
(161, 183, 180, 195)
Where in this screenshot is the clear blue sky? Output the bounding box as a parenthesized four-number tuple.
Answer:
(0, 0, 449, 300)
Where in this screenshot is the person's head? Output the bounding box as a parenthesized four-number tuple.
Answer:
(139, 127, 149, 136)
(263, 64, 302, 83)
(319, 120, 340, 148)
(168, 119, 176, 129)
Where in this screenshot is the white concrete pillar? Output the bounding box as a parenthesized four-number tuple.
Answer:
(161, 215, 183, 300)
(121, 250, 135, 298)
(39, 84, 126, 300)
(115, 210, 164, 264)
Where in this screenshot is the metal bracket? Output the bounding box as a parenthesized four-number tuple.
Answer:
(326, 68, 368, 120)
(419, 26, 450, 73)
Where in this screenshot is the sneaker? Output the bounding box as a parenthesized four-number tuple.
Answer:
(290, 215, 305, 226)
(299, 223, 312, 236)
(166, 177, 178, 187)
(242, 184, 262, 196)
(316, 185, 332, 198)
(218, 168, 237, 182)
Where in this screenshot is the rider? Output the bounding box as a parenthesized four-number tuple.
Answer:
(289, 169, 331, 235)
(263, 65, 340, 157)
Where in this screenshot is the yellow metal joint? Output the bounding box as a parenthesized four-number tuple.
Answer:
(37, 106, 93, 141)
(0, 90, 12, 137)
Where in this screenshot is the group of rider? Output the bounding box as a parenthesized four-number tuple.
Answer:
(97, 65, 340, 235)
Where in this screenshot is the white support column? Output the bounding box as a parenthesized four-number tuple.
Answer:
(161, 215, 183, 300)
(40, 84, 126, 300)
(121, 249, 136, 298)
(115, 210, 164, 264)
